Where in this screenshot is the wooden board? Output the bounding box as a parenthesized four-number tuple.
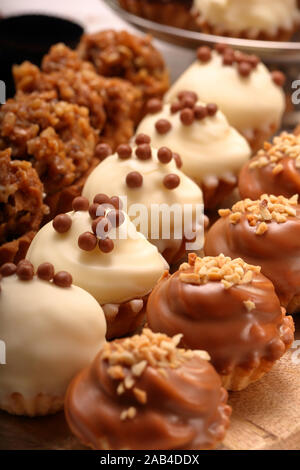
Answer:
(0, 317, 299, 451)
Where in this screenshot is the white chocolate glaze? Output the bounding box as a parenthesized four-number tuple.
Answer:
(27, 210, 167, 305)
(0, 275, 106, 401)
(165, 51, 285, 135)
(137, 102, 251, 185)
(193, 0, 300, 37)
(82, 147, 204, 257)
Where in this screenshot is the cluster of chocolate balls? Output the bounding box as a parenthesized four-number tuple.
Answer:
(197, 43, 260, 77)
(170, 90, 218, 126)
(116, 134, 182, 191)
(94, 143, 113, 162)
(0, 260, 73, 288)
(52, 195, 124, 254)
(197, 44, 285, 86)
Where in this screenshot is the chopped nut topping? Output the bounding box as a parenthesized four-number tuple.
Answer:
(107, 365, 125, 380)
(124, 375, 135, 389)
(229, 212, 242, 224)
(219, 194, 298, 234)
(179, 253, 260, 287)
(218, 208, 231, 217)
(117, 383, 125, 395)
(193, 350, 211, 360)
(179, 272, 201, 284)
(243, 300, 256, 312)
(250, 132, 300, 172)
(133, 387, 147, 404)
(120, 407, 136, 421)
(102, 328, 208, 420)
(131, 360, 147, 377)
(256, 222, 268, 235)
(272, 163, 283, 175)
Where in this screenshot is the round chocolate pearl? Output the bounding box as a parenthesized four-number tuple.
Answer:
(206, 103, 218, 116)
(197, 46, 212, 62)
(177, 91, 197, 102)
(271, 71, 285, 87)
(173, 153, 182, 169)
(180, 108, 195, 125)
(72, 196, 89, 212)
(96, 205, 107, 218)
(78, 232, 97, 251)
(92, 216, 102, 234)
(52, 214, 72, 233)
(238, 62, 252, 77)
(136, 143, 152, 160)
(93, 217, 112, 238)
(163, 174, 180, 190)
(247, 54, 260, 67)
(155, 119, 172, 135)
(93, 193, 111, 205)
(146, 98, 163, 114)
(99, 238, 114, 253)
(116, 144, 132, 159)
(157, 147, 173, 164)
(89, 203, 100, 219)
(126, 171, 143, 188)
(223, 46, 234, 56)
(16, 261, 34, 281)
(53, 271, 73, 288)
(170, 102, 183, 114)
(1, 263, 17, 277)
(223, 54, 234, 66)
(95, 143, 112, 161)
(37, 262, 55, 281)
(107, 210, 125, 228)
(194, 105, 208, 120)
(215, 43, 228, 54)
(110, 196, 123, 210)
(181, 96, 196, 109)
(135, 133, 151, 145)
(92, 216, 106, 234)
(234, 52, 247, 63)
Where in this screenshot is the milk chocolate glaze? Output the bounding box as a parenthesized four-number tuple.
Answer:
(239, 156, 300, 200)
(204, 208, 300, 308)
(65, 335, 231, 450)
(147, 268, 294, 375)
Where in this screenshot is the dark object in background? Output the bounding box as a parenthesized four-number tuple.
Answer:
(0, 14, 84, 98)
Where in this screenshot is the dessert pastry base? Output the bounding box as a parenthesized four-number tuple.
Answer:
(243, 123, 279, 155)
(104, 296, 148, 340)
(0, 393, 64, 417)
(202, 178, 236, 211)
(0, 318, 299, 449)
(118, 0, 198, 30)
(221, 359, 277, 392)
(197, 22, 297, 42)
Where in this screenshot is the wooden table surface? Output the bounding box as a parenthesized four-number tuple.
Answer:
(0, 317, 299, 451)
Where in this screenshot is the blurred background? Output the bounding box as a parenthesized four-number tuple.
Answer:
(0, 0, 194, 96)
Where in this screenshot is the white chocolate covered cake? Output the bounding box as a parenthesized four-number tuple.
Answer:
(137, 93, 251, 208)
(0, 260, 106, 416)
(165, 45, 286, 152)
(193, 0, 300, 40)
(82, 139, 204, 263)
(26, 196, 167, 339)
